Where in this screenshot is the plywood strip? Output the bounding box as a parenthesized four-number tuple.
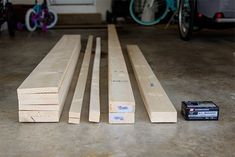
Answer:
(108, 25, 135, 122)
(89, 38, 101, 123)
(69, 35, 93, 124)
(127, 45, 177, 123)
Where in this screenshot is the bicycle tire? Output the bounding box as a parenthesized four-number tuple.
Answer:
(129, 0, 169, 26)
(25, 9, 37, 32)
(178, 0, 195, 40)
(45, 9, 58, 29)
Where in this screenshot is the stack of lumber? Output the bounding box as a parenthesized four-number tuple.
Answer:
(69, 35, 93, 124)
(108, 25, 135, 123)
(127, 45, 177, 123)
(89, 37, 101, 123)
(17, 35, 81, 122)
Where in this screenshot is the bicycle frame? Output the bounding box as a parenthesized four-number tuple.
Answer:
(168, 0, 178, 12)
(31, 0, 48, 28)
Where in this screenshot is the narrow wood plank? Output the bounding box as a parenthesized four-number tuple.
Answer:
(89, 37, 101, 123)
(127, 45, 177, 123)
(108, 25, 135, 121)
(69, 35, 93, 124)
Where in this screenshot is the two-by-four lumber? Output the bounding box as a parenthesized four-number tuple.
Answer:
(127, 45, 177, 123)
(89, 38, 101, 122)
(108, 24, 135, 123)
(69, 35, 93, 124)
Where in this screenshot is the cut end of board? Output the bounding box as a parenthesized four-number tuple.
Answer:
(109, 113, 135, 124)
(150, 112, 177, 123)
(19, 111, 60, 123)
(89, 111, 100, 123)
(69, 112, 81, 118)
(68, 118, 80, 124)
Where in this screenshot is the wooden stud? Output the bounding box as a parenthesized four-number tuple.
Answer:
(68, 36, 93, 124)
(108, 24, 135, 123)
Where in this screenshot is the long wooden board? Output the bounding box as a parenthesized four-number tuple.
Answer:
(17, 35, 81, 94)
(18, 42, 80, 108)
(89, 38, 101, 123)
(108, 25, 135, 122)
(69, 35, 93, 124)
(127, 45, 177, 123)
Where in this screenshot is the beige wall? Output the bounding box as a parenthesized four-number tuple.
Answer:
(12, 0, 111, 20)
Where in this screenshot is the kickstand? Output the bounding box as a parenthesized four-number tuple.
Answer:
(165, 11, 178, 29)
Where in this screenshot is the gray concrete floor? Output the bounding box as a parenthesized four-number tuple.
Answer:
(0, 25, 235, 157)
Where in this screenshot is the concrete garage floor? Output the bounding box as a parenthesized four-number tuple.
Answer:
(0, 25, 235, 157)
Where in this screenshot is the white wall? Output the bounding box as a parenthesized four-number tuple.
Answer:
(12, 0, 111, 20)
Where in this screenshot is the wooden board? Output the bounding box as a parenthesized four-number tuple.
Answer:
(19, 111, 59, 122)
(18, 93, 58, 104)
(109, 113, 134, 124)
(17, 35, 81, 94)
(19, 104, 59, 111)
(18, 35, 81, 122)
(108, 25, 135, 119)
(127, 45, 177, 123)
(89, 37, 101, 123)
(69, 35, 93, 124)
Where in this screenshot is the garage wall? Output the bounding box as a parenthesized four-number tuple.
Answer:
(12, 0, 112, 20)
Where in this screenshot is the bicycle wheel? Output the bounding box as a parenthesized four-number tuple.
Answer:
(178, 0, 195, 40)
(45, 9, 58, 29)
(25, 9, 37, 32)
(129, 0, 169, 26)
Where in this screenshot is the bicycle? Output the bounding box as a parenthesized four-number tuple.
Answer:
(129, 0, 195, 40)
(25, 0, 58, 32)
(129, 0, 178, 25)
(0, 0, 15, 36)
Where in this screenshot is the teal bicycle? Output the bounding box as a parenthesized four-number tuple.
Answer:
(129, 0, 178, 25)
(130, 0, 195, 40)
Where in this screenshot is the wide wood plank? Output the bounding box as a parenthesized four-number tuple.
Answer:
(19, 104, 59, 111)
(69, 35, 93, 124)
(108, 25, 135, 118)
(127, 45, 177, 123)
(17, 35, 81, 94)
(19, 111, 59, 122)
(89, 37, 101, 123)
